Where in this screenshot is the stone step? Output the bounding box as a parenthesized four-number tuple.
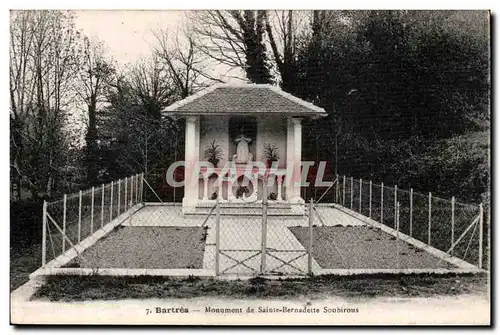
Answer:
(195, 202, 292, 208)
(186, 206, 306, 217)
(187, 210, 305, 216)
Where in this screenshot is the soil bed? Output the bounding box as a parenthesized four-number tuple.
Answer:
(64, 226, 207, 269)
(289, 225, 456, 269)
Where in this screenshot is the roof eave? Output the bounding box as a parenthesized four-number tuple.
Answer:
(163, 110, 328, 119)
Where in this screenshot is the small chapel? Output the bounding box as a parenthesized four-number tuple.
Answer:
(163, 83, 327, 212)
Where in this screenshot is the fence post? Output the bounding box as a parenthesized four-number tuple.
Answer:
(410, 188, 413, 237)
(101, 184, 105, 228)
(342, 175, 346, 206)
(130, 176, 134, 207)
(478, 203, 483, 269)
(141, 173, 145, 203)
(110, 181, 114, 221)
(215, 199, 220, 276)
(42, 200, 47, 266)
(117, 180, 121, 215)
(136, 174, 139, 203)
(359, 178, 362, 213)
(428, 192, 432, 246)
(336, 174, 340, 204)
(125, 177, 128, 210)
(381, 182, 384, 224)
(451, 196, 455, 256)
(396, 202, 400, 240)
(394, 185, 398, 229)
(138, 174, 142, 203)
(369, 181, 372, 218)
(62, 194, 67, 252)
(91, 187, 94, 234)
(260, 182, 268, 275)
(350, 177, 353, 209)
(130, 176, 134, 206)
(78, 190, 82, 243)
(308, 198, 314, 275)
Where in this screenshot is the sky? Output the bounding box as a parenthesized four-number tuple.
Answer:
(74, 10, 243, 82)
(74, 10, 184, 66)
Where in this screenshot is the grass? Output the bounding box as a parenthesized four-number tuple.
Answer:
(10, 242, 41, 292)
(32, 272, 488, 302)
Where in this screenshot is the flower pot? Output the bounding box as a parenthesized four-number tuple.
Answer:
(209, 159, 219, 168)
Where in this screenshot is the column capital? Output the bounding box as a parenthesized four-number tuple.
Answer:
(291, 117, 302, 126)
(186, 115, 197, 124)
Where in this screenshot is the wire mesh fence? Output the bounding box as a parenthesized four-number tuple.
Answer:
(40, 170, 486, 275)
(331, 175, 484, 269)
(215, 186, 312, 276)
(42, 173, 144, 266)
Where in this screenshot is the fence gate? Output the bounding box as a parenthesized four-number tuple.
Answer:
(215, 195, 312, 276)
(215, 202, 262, 275)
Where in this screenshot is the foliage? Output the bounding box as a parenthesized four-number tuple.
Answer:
(290, 10, 489, 203)
(268, 192, 278, 201)
(10, 10, 84, 200)
(210, 191, 218, 200)
(236, 186, 250, 198)
(77, 37, 116, 185)
(9, 9, 490, 208)
(190, 10, 273, 84)
(97, 74, 181, 182)
(262, 143, 280, 162)
(204, 140, 224, 166)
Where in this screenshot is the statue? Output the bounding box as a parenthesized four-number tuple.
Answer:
(234, 128, 253, 164)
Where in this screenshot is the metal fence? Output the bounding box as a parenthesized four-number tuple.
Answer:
(213, 194, 313, 276)
(42, 173, 144, 266)
(326, 175, 485, 269)
(39, 172, 485, 275)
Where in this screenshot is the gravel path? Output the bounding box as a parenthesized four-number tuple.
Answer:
(66, 226, 207, 269)
(289, 226, 455, 269)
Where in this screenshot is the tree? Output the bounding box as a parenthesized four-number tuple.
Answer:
(190, 10, 273, 84)
(293, 10, 489, 200)
(153, 28, 216, 99)
(264, 10, 310, 91)
(76, 37, 115, 185)
(10, 10, 81, 200)
(98, 57, 181, 182)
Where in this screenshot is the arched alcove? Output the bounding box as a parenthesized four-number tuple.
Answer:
(228, 116, 257, 162)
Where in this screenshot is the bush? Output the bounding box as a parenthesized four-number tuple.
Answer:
(10, 199, 43, 247)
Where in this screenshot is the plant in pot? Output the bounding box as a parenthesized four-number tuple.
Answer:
(204, 140, 224, 167)
(210, 191, 218, 200)
(262, 143, 280, 168)
(268, 192, 278, 201)
(235, 186, 250, 199)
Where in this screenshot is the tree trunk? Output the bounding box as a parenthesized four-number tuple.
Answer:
(86, 98, 98, 186)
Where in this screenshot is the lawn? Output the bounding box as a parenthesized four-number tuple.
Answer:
(289, 225, 455, 269)
(10, 243, 41, 292)
(64, 226, 208, 269)
(31, 272, 488, 302)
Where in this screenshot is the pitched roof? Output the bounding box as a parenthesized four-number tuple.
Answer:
(163, 83, 327, 118)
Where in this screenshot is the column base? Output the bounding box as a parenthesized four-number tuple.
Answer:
(182, 197, 197, 214)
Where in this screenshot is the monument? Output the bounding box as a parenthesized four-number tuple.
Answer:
(162, 83, 327, 212)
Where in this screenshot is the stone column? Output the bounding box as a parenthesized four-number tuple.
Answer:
(291, 117, 302, 202)
(183, 116, 199, 211)
(285, 117, 295, 201)
(202, 176, 209, 201)
(277, 175, 283, 202)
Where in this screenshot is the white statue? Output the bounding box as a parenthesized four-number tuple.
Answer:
(234, 128, 252, 164)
